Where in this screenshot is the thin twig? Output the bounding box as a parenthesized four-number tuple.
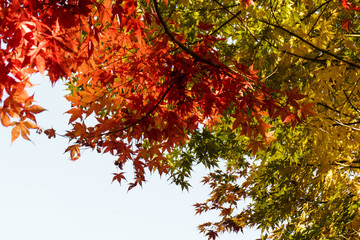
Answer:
(317, 102, 342, 114)
(343, 90, 360, 113)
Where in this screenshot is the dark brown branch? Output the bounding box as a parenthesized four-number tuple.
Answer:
(212, 0, 258, 41)
(317, 102, 342, 115)
(282, 49, 327, 63)
(345, 77, 360, 110)
(210, 10, 242, 36)
(259, 19, 360, 69)
(211, 0, 331, 65)
(307, 0, 330, 36)
(152, 0, 255, 83)
(344, 165, 360, 169)
(300, 0, 332, 21)
(100, 74, 188, 137)
(343, 90, 360, 113)
(333, 121, 360, 127)
(160, 4, 240, 14)
(152, 0, 218, 68)
(297, 162, 360, 171)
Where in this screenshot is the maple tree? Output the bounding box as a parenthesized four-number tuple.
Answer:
(168, 0, 360, 239)
(1, 0, 360, 239)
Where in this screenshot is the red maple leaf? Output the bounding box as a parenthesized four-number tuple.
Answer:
(197, 21, 214, 31)
(112, 172, 127, 184)
(298, 103, 316, 121)
(341, 0, 351, 9)
(286, 87, 306, 108)
(205, 230, 218, 240)
(341, 19, 354, 32)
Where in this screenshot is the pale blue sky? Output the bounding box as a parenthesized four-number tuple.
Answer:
(0, 74, 260, 240)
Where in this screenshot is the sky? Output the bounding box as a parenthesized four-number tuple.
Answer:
(0, 74, 261, 240)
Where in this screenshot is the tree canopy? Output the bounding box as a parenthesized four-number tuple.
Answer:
(1, 0, 360, 239)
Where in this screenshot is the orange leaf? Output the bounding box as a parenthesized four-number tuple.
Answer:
(35, 54, 46, 75)
(66, 108, 83, 124)
(0, 111, 11, 126)
(19, 122, 30, 140)
(298, 103, 316, 121)
(24, 120, 38, 129)
(29, 105, 46, 114)
(265, 130, 276, 147)
(65, 144, 81, 161)
(11, 124, 21, 143)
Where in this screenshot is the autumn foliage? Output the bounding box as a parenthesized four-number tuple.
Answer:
(3, 0, 360, 239)
(0, 0, 308, 184)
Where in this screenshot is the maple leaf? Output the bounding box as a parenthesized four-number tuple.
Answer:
(352, 4, 360, 11)
(64, 144, 81, 161)
(205, 230, 218, 240)
(3, 1, 360, 238)
(341, 19, 354, 32)
(44, 128, 56, 139)
(341, 0, 351, 10)
(264, 130, 276, 147)
(286, 87, 306, 108)
(298, 103, 316, 121)
(10, 121, 34, 142)
(256, 122, 273, 138)
(28, 105, 46, 114)
(197, 21, 214, 31)
(66, 108, 83, 123)
(247, 140, 265, 154)
(35, 54, 46, 75)
(11, 124, 21, 143)
(0, 111, 11, 126)
(112, 172, 127, 184)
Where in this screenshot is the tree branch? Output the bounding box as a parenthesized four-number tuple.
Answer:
(333, 121, 360, 127)
(300, 0, 332, 21)
(212, 0, 257, 41)
(343, 90, 360, 113)
(259, 19, 360, 69)
(210, 10, 242, 36)
(152, 0, 218, 68)
(100, 73, 188, 137)
(331, 119, 360, 131)
(211, 0, 331, 66)
(307, 0, 330, 36)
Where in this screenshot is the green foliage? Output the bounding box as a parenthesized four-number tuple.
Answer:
(164, 0, 360, 239)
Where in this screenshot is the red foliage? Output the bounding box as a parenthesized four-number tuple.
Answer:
(0, 0, 309, 191)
